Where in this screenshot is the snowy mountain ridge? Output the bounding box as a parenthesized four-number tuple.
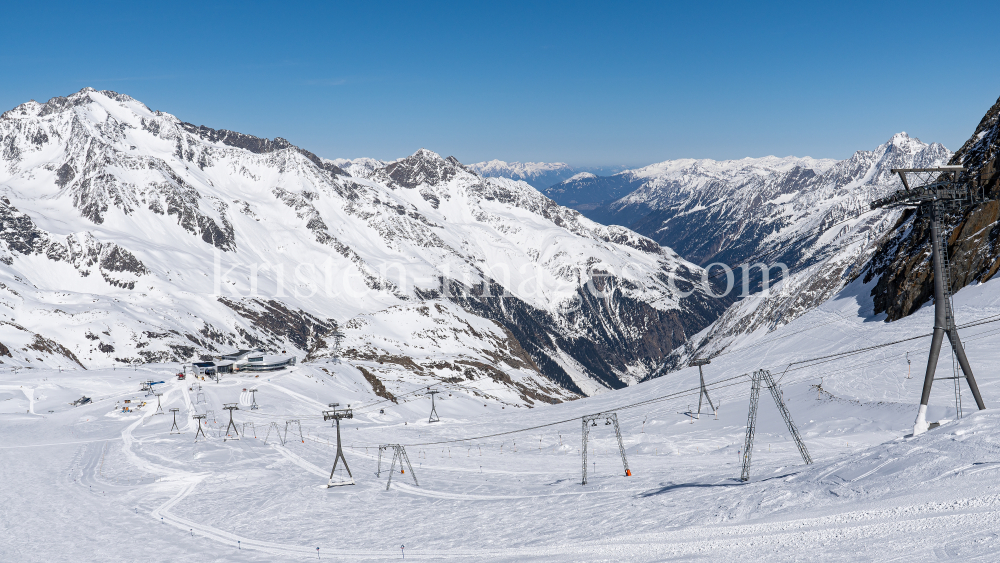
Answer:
(0, 88, 726, 400)
(327, 156, 387, 179)
(866, 95, 1000, 322)
(647, 133, 953, 372)
(467, 159, 574, 184)
(468, 159, 628, 209)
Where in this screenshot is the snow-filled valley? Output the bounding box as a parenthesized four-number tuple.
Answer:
(4, 86, 1000, 562)
(4, 272, 1000, 562)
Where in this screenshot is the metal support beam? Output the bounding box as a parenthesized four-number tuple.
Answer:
(264, 421, 285, 445)
(286, 419, 304, 444)
(223, 404, 239, 440)
(193, 414, 206, 440)
(761, 370, 812, 465)
(691, 359, 717, 419)
(378, 444, 418, 490)
(740, 371, 762, 482)
(914, 202, 985, 435)
(871, 167, 985, 435)
(169, 408, 181, 434)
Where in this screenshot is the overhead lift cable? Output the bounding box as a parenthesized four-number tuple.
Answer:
(232, 313, 1000, 446)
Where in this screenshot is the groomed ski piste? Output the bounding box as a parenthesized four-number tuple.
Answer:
(4, 276, 1000, 561)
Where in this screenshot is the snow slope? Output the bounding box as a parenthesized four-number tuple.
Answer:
(4, 270, 1000, 561)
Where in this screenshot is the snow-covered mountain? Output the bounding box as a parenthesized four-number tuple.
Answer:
(7, 264, 1000, 561)
(676, 93, 1000, 370)
(467, 160, 576, 189)
(636, 135, 952, 373)
(586, 136, 949, 268)
(468, 160, 628, 208)
(327, 157, 387, 179)
(542, 170, 650, 213)
(0, 88, 726, 398)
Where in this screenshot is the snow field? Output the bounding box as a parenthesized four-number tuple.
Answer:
(5, 262, 1000, 562)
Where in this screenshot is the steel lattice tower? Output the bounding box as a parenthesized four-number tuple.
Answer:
(581, 412, 630, 485)
(377, 444, 419, 490)
(740, 370, 812, 482)
(427, 390, 441, 423)
(870, 166, 986, 435)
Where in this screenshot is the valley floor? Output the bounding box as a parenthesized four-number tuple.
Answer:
(4, 278, 1000, 561)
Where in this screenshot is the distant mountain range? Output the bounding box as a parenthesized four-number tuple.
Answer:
(645, 134, 952, 372)
(584, 135, 947, 266)
(467, 160, 626, 193)
(642, 93, 1000, 376)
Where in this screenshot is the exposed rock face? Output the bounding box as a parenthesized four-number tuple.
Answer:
(662, 95, 1000, 373)
(0, 196, 48, 258)
(179, 123, 295, 154)
(0, 197, 147, 288)
(372, 150, 730, 391)
(380, 149, 470, 189)
(866, 95, 1000, 320)
(217, 297, 337, 356)
(338, 301, 578, 405)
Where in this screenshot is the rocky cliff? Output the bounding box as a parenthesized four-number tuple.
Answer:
(865, 95, 1000, 320)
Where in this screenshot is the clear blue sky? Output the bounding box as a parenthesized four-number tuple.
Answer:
(3, 1, 999, 167)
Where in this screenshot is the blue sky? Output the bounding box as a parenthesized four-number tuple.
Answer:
(3, 0, 999, 167)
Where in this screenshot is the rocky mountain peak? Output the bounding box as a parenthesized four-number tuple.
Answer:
(866, 94, 1000, 321)
(879, 132, 945, 158)
(381, 148, 474, 189)
(952, 94, 1000, 189)
(179, 122, 295, 155)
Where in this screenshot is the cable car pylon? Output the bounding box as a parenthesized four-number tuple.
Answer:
(169, 408, 181, 434)
(223, 404, 240, 441)
(323, 403, 354, 487)
(193, 414, 207, 440)
(581, 412, 630, 485)
(870, 166, 986, 435)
